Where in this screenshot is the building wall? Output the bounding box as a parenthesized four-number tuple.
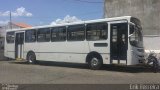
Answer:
(0, 26, 6, 37)
(0, 23, 22, 50)
(5, 24, 21, 30)
(104, 0, 160, 35)
(0, 23, 22, 38)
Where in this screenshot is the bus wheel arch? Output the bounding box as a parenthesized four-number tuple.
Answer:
(86, 51, 103, 70)
(26, 51, 37, 64)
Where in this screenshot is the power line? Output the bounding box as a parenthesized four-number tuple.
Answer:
(9, 11, 12, 29)
(71, 0, 103, 3)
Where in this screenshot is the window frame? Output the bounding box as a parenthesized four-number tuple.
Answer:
(51, 26, 66, 42)
(37, 28, 51, 42)
(6, 31, 15, 44)
(67, 24, 85, 41)
(86, 22, 108, 41)
(25, 29, 37, 43)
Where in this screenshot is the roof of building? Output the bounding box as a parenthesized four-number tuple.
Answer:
(13, 22, 32, 28)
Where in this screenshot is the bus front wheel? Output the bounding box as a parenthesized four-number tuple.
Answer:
(27, 52, 36, 64)
(88, 55, 103, 70)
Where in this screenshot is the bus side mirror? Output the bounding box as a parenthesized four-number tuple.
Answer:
(129, 34, 133, 37)
(129, 22, 135, 34)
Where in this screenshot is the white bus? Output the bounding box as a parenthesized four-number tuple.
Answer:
(4, 16, 144, 70)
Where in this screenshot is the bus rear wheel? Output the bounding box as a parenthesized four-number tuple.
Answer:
(88, 55, 103, 70)
(27, 52, 36, 64)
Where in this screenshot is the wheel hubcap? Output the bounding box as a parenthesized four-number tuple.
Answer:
(91, 58, 99, 66)
(28, 55, 33, 63)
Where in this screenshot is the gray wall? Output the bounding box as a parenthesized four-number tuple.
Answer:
(104, 0, 160, 35)
(0, 37, 4, 49)
(0, 26, 6, 37)
(143, 36, 160, 50)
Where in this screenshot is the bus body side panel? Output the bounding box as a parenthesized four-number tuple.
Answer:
(127, 46, 138, 65)
(34, 41, 89, 63)
(24, 42, 39, 60)
(127, 21, 144, 65)
(4, 31, 15, 59)
(62, 41, 89, 63)
(128, 46, 144, 65)
(5, 43, 15, 59)
(87, 40, 110, 64)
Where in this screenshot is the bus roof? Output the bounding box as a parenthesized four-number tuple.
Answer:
(6, 16, 132, 32)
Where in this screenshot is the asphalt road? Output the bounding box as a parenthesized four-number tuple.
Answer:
(0, 60, 160, 84)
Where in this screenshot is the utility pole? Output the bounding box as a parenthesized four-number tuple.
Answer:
(9, 11, 12, 30)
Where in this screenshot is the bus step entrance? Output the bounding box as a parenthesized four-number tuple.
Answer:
(14, 58, 27, 63)
(16, 58, 23, 61)
(112, 60, 127, 65)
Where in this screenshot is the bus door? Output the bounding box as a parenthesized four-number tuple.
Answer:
(110, 22, 128, 64)
(15, 32, 24, 59)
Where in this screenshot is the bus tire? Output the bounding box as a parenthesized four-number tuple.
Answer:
(27, 52, 36, 64)
(88, 54, 103, 70)
(153, 58, 159, 73)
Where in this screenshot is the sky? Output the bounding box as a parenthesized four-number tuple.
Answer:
(0, 0, 104, 26)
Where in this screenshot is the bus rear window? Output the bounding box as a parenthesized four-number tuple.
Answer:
(6, 32, 15, 43)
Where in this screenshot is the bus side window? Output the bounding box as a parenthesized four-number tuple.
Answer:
(86, 22, 108, 41)
(51, 27, 66, 41)
(6, 32, 15, 43)
(25, 30, 36, 42)
(67, 24, 85, 41)
(37, 28, 51, 42)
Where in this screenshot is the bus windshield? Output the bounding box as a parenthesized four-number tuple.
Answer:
(129, 18, 143, 47)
